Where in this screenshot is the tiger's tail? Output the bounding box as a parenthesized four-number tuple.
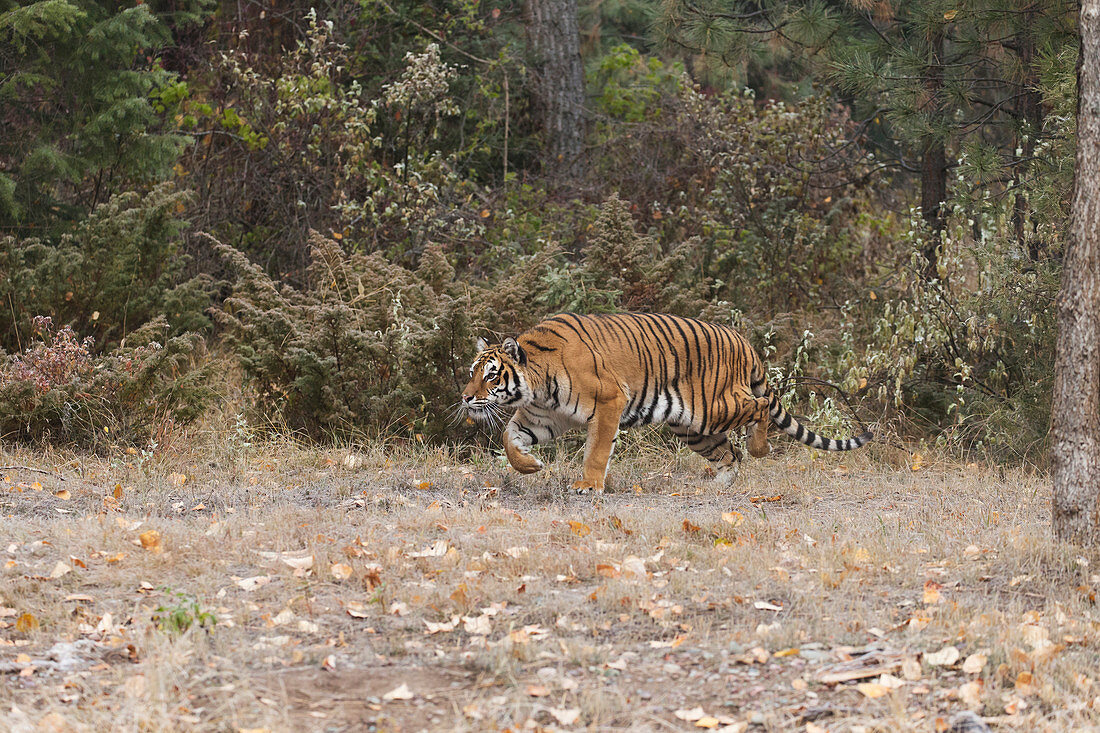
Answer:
(749, 364, 872, 452)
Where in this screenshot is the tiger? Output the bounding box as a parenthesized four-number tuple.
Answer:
(460, 312, 872, 494)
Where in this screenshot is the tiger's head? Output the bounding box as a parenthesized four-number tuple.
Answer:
(461, 337, 533, 422)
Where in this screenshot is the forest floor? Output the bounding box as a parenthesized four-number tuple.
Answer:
(1, 432, 1097, 732)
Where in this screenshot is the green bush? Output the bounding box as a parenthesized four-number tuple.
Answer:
(0, 184, 216, 353)
(0, 315, 216, 448)
(213, 231, 556, 440)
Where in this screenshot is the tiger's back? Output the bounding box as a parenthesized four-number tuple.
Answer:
(524, 313, 766, 434)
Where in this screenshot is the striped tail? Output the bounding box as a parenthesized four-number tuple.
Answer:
(761, 386, 872, 452)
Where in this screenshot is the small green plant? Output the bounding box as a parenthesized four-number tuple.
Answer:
(152, 589, 217, 636)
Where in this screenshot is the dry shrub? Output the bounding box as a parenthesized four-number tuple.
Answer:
(0, 316, 216, 448)
(212, 231, 557, 440)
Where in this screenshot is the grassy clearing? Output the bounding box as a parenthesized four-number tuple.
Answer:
(0, 432, 1096, 732)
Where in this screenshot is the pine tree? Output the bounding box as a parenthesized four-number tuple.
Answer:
(0, 0, 192, 231)
(656, 0, 1076, 274)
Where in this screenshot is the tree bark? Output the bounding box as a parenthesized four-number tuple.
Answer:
(524, 0, 586, 180)
(1014, 2, 1045, 260)
(920, 27, 947, 279)
(1052, 0, 1100, 545)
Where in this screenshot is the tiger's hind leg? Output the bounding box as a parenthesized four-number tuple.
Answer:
(670, 427, 741, 484)
(746, 396, 772, 458)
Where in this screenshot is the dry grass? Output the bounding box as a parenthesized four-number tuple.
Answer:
(1, 430, 1097, 732)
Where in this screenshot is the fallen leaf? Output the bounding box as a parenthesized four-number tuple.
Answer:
(857, 682, 889, 698)
(721, 511, 744, 527)
(525, 684, 550, 697)
(568, 520, 592, 537)
(424, 616, 460, 634)
(1015, 671, 1035, 696)
(962, 652, 987, 675)
(923, 580, 943, 604)
(958, 679, 983, 708)
(138, 530, 163, 554)
(330, 563, 353, 580)
(167, 472, 187, 486)
(674, 707, 706, 722)
(54, 489, 71, 500)
(695, 716, 720, 729)
(902, 656, 922, 680)
(49, 561, 72, 579)
(754, 600, 782, 611)
(15, 612, 39, 632)
(271, 608, 295, 626)
(463, 614, 491, 635)
(236, 575, 272, 592)
(925, 645, 960, 667)
(621, 555, 647, 579)
(548, 707, 581, 726)
(408, 541, 448, 558)
(596, 563, 620, 578)
(382, 683, 414, 701)
(345, 601, 370, 619)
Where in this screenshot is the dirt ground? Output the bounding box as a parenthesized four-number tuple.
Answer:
(1, 435, 1098, 732)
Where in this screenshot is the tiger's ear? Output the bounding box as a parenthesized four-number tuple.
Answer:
(502, 337, 527, 366)
(475, 337, 489, 352)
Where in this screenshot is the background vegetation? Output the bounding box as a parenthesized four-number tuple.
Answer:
(0, 0, 1077, 462)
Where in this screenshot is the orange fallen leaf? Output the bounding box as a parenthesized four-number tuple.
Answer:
(54, 489, 71, 500)
(15, 612, 39, 632)
(568, 520, 592, 537)
(721, 511, 744, 527)
(346, 601, 370, 619)
(138, 530, 164, 554)
(857, 682, 889, 698)
(330, 563, 353, 580)
(525, 684, 550, 697)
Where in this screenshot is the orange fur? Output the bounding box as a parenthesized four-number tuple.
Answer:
(461, 313, 871, 493)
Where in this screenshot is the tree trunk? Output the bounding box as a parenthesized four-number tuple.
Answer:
(524, 0, 586, 180)
(1015, 3, 1045, 260)
(1052, 0, 1100, 545)
(920, 27, 947, 279)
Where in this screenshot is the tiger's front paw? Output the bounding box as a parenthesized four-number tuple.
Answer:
(571, 479, 605, 495)
(509, 453, 544, 474)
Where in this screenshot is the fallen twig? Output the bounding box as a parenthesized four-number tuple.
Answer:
(0, 465, 67, 482)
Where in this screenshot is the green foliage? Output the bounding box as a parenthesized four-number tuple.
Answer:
(213, 231, 556, 439)
(588, 44, 682, 123)
(0, 184, 217, 353)
(181, 7, 519, 274)
(0, 315, 217, 448)
(538, 194, 712, 316)
(152, 589, 217, 636)
(0, 0, 192, 229)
